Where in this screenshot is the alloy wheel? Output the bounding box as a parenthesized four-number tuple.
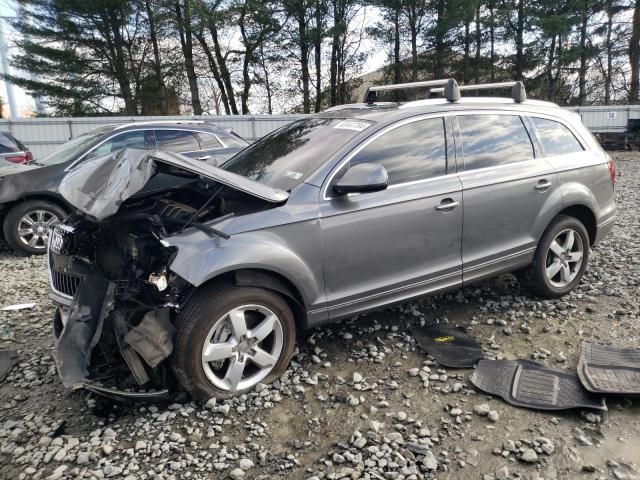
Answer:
(201, 304, 284, 392)
(545, 228, 584, 288)
(17, 210, 60, 250)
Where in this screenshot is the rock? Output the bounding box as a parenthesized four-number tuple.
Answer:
(135, 440, 147, 451)
(352, 372, 363, 384)
(520, 448, 538, 463)
(76, 451, 90, 465)
(495, 466, 510, 480)
(229, 468, 246, 479)
(421, 451, 438, 471)
(353, 437, 367, 449)
(473, 403, 490, 416)
(488, 411, 499, 422)
(385, 432, 404, 444)
(239, 458, 254, 470)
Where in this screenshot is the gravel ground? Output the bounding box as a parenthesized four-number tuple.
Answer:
(1, 152, 639, 480)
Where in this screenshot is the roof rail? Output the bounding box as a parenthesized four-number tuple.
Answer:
(363, 78, 460, 104)
(430, 81, 527, 103)
(113, 120, 207, 130)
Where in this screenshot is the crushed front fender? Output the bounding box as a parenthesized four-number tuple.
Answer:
(53, 278, 115, 389)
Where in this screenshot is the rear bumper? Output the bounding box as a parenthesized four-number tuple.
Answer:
(594, 215, 616, 245)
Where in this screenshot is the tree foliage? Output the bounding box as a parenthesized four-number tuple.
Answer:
(5, 0, 640, 115)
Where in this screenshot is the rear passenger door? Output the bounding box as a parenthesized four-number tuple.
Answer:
(320, 116, 463, 319)
(455, 113, 559, 283)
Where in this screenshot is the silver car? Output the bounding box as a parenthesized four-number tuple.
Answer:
(47, 80, 616, 400)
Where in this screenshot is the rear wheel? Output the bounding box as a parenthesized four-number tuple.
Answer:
(172, 284, 296, 400)
(3, 200, 66, 255)
(518, 215, 590, 298)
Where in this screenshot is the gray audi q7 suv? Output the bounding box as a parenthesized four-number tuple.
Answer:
(47, 80, 616, 401)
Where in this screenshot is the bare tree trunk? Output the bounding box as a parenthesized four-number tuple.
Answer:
(474, 0, 481, 83)
(434, 0, 446, 79)
(145, 0, 166, 114)
(393, 5, 401, 85)
(194, 31, 232, 115)
(208, 20, 239, 114)
(175, 0, 202, 115)
(630, 0, 640, 102)
(578, 1, 589, 105)
(298, 8, 311, 113)
(463, 17, 470, 83)
(259, 43, 273, 114)
(514, 0, 524, 81)
(546, 34, 557, 101)
(605, 1, 613, 105)
(489, 1, 495, 81)
(104, 11, 137, 114)
(408, 4, 418, 81)
(314, 0, 323, 112)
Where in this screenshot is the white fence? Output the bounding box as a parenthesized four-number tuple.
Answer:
(0, 115, 306, 159)
(2, 107, 638, 158)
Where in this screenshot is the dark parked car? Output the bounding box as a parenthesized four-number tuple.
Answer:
(0, 121, 248, 254)
(0, 131, 33, 165)
(47, 80, 616, 401)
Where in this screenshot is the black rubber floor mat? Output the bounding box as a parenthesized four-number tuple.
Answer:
(0, 350, 18, 382)
(578, 342, 640, 394)
(470, 359, 607, 411)
(411, 325, 483, 368)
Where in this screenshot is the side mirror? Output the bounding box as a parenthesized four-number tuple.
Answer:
(333, 163, 388, 196)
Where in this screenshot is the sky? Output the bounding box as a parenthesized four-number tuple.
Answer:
(0, 0, 39, 118)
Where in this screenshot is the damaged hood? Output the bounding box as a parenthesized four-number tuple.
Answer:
(58, 148, 289, 221)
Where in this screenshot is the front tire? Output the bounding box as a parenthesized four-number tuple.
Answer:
(3, 200, 66, 255)
(172, 284, 296, 401)
(518, 215, 590, 298)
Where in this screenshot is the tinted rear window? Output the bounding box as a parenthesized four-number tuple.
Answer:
(222, 118, 370, 191)
(532, 117, 584, 156)
(0, 132, 20, 153)
(155, 130, 201, 153)
(458, 114, 534, 170)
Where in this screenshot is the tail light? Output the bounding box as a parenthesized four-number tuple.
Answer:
(606, 154, 616, 184)
(5, 151, 32, 164)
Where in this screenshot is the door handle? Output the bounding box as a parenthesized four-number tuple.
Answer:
(535, 179, 552, 192)
(435, 199, 460, 211)
(197, 155, 212, 161)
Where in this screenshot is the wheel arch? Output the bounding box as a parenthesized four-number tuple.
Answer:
(554, 204, 597, 245)
(188, 268, 308, 330)
(3, 194, 70, 217)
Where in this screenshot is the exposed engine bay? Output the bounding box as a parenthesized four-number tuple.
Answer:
(49, 149, 285, 400)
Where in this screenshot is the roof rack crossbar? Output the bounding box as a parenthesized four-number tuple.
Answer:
(430, 81, 527, 103)
(363, 78, 460, 104)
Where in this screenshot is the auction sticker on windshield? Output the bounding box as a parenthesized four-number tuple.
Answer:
(333, 120, 372, 131)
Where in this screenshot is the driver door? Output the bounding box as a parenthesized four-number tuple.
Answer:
(319, 117, 463, 320)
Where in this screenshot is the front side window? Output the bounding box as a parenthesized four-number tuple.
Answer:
(458, 114, 534, 170)
(155, 130, 201, 153)
(532, 117, 584, 156)
(350, 118, 447, 185)
(88, 131, 150, 158)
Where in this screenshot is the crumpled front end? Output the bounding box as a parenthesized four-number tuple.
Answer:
(48, 220, 187, 400)
(47, 148, 282, 399)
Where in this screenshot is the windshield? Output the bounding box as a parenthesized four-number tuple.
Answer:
(221, 117, 372, 191)
(36, 126, 114, 166)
